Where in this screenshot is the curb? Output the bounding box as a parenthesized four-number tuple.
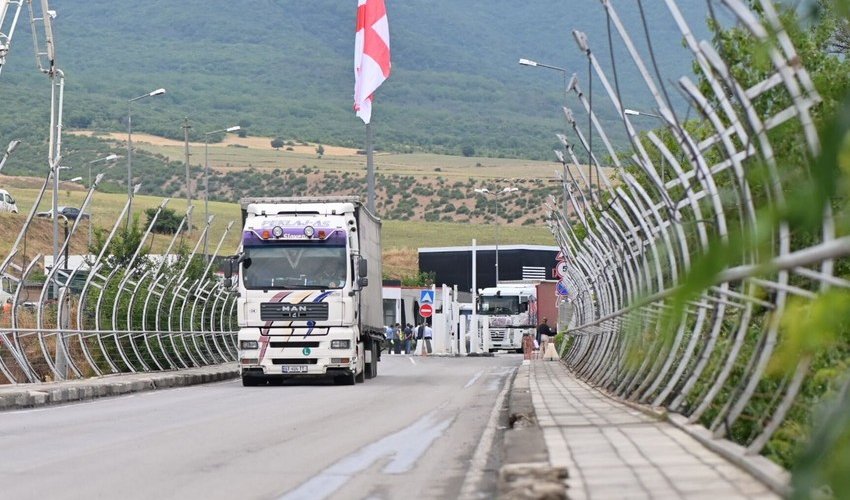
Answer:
(0, 364, 240, 411)
(498, 362, 569, 499)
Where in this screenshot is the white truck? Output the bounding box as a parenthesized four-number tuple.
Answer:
(479, 282, 556, 352)
(222, 196, 384, 386)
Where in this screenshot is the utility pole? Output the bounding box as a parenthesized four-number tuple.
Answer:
(183, 117, 192, 232)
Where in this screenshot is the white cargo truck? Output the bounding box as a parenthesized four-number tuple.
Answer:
(222, 196, 384, 386)
(478, 283, 540, 352)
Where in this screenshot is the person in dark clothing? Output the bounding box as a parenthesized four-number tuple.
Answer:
(402, 323, 413, 354)
(536, 317, 553, 345)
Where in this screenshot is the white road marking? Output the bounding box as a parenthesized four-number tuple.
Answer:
(279, 411, 453, 500)
(458, 366, 516, 499)
(464, 371, 483, 389)
(409, 357, 416, 365)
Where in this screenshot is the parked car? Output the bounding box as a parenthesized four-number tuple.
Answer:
(35, 206, 90, 220)
(0, 189, 19, 213)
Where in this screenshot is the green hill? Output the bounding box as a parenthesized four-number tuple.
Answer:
(0, 0, 710, 175)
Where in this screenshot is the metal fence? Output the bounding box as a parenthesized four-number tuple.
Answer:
(549, 0, 850, 464)
(0, 0, 237, 384)
(0, 177, 237, 384)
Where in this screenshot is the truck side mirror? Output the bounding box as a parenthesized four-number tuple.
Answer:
(219, 257, 234, 279)
(359, 277, 369, 287)
(223, 278, 233, 288)
(359, 259, 368, 278)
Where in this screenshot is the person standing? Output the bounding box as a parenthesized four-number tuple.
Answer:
(537, 317, 553, 360)
(402, 323, 413, 354)
(393, 322, 402, 354)
(385, 324, 398, 355)
(417, 321, 433, 357)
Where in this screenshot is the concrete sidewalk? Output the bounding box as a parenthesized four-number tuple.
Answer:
(0, 364, 238, 411)
(526, 360, 786, 499)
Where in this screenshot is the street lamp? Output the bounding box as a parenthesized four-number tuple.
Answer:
(202, 125, 240, 261)
(88, 154, 121, 247)
(624, 108, 666, 183)
(474, 187, 520, 284)
(0, 139, 21, 172)
(519, 57, 575, 213)
(127, 88, 166, 227)
(518, 58, 568, 110)
(624, 108, 662, 119)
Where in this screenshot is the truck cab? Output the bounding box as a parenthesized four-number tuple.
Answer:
(224, 197, 382, 386)
(478, 284, 538, 352)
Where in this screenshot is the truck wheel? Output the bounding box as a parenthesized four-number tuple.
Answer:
(242, 375, 260, 387)
(355, 367, 365, 383)
(365, 342, 378, 379)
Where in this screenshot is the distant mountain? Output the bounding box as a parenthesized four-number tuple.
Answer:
(0, 0, 711, 169)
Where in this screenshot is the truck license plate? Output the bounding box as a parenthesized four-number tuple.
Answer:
(282, 365, 308, 374)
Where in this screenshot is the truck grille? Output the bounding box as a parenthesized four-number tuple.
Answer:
(269, 341, 320, 348)
(261, 302, 328, 321)
(490, 329, 506, 342)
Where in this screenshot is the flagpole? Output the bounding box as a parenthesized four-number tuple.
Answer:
(366, 122, 376, 213)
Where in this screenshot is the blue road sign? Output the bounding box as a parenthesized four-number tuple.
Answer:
(420, 289, 435, 304)
(556, 281, 569, 296)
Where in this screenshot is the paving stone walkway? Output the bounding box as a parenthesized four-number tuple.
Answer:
(528, 360, 784, 499)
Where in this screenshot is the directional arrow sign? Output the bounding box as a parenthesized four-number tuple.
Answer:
(420, 289, 435, 304)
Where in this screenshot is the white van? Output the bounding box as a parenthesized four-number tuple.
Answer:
(0, 189, 19, 213)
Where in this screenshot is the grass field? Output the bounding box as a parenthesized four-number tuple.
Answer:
(0, 173, 557, 279)
(70, 131, 577, 181)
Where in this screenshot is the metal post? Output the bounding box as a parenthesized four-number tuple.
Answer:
(202, 126, 239, 263)
(366, 123, 375, 213)
(496, 221, 501, 286)
(126, 101, 133, 228)
(0, 139, 21, 172)
(127, 88, 166, 229)
(204, 135, 209, 261)
(183, 116, 192, 232)
(471, 238, 477, 356)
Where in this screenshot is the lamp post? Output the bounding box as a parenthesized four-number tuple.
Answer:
(203, 125, 240, 262)
(624, 108, 666, 183)
(182, 117, 192, 231)
(88, 154, 120, 247)
(519, 57, 575, 214)
(0, 139, 21, 172)
(474, 186, 519, 284)
(127, 88, 166, 227)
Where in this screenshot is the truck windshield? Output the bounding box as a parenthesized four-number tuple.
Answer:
(479, 296, 520, 315)
(242, 244, 347, 290)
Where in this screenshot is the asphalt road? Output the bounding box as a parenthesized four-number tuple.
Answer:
(0, 354, 520, 500)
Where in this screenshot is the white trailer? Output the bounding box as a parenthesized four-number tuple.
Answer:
(223, 196, 383, 386)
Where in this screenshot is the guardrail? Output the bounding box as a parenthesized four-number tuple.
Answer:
(548, 0, 850, 475)
(0, 171, 237, 383)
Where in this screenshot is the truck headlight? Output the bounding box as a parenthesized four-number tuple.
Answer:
(241, 340, 259, 349)
(331, 340, 351, 349)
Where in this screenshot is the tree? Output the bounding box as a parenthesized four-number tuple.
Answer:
(145, 207, 185, 234)
(461, 144, 475, 157)
(270, 137, 284, 149)
(316, 144, 325, 158)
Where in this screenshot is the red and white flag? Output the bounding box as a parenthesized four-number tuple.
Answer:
(354, 0, 391, 124)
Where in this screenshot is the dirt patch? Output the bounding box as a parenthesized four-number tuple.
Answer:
(0, 214, 93, 270)
(68, 130, 361, 157)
